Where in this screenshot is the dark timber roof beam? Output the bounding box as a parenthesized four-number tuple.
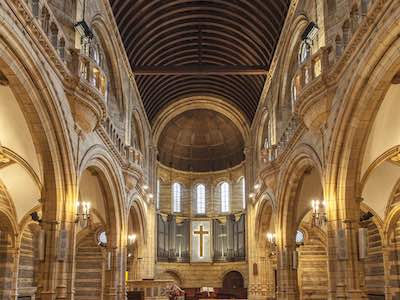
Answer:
(133, 65, 269, 76)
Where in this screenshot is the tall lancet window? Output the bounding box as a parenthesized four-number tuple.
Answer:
(220, 182, 230, 213)
(196, 184, 206, 214)
(172, 182, 181, 213)
(156, 178, 160, 210)
(241, 177, 246, 209)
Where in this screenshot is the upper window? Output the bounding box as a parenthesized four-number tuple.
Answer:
(241, 177, 246, 209)
(298, 40, 311, 64)
(172, 182, 181, 213)
(220, 182, 230, 213)
(97, 231, 107, 247)
(295, 230, 305, 245)
(156, 178, 160, 210)
(196, 184, 206, 214)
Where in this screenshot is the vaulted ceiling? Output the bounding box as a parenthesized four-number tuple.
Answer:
(109, 0, 291, 124)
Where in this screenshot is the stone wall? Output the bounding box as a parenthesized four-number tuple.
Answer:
(155, 261, 248, 289)
(158, 163, 245, 217)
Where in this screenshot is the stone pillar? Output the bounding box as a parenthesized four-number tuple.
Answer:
(142, 202, 156, 279)
(382, 245, 392, 299)
(37, 219, 61, 300)
(54, 221, 78, 300)
(103, 247, 121, 300)
(325, 216, 367, 299)
(277, 245, 298, 300)
(10, 245, 20, 300)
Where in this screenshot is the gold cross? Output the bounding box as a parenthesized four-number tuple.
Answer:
(194, 225, 209, 257)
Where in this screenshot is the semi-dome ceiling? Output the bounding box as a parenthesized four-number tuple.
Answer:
(158, 109, 244, 172)
(109, 0, 291, 123)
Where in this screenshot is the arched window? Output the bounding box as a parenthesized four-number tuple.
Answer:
(172, 182, 181, 213)
(220, 182, 230, 213)
(298, 41, 311, 64)
(291, 77, 298, 110)
(295, 230, 304, 245)
(241, 177, 246, 209)
(156, 178, 160, 210)
(196, 184, 206, 214)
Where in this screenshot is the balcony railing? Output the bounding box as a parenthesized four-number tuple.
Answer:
(69, 49, 108, 99)
(101, 117, 144, 168)
(293, 47, 330, 98)
(261, 115, 301, 163)
(22, 0, 68, 61)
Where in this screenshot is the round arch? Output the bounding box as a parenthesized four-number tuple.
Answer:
(78, 145, 126, 247)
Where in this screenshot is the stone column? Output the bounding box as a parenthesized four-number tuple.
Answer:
(382, 245, 392, 299)
(55, 220, 78, 300)
(325, 216, 367, 299)
(277, 245, 298, 300)
(103, 247, 121, 300)
(10, 245, 20, 300)
(38, 219, 60, 300)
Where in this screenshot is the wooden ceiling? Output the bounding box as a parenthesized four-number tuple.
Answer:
(110, 0, 290, 123)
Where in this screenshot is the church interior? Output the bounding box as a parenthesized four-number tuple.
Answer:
(0, 0, 399, 299)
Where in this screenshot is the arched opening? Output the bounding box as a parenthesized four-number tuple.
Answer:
(0, 74, 49, 299)
(74, 163, 121, 299)
(254, 198, 276, 297)
(222, 271, 244, 289)
(292, 168, 328, 299)
(280, 161, 328, 299)
(127, 201, 146, 281)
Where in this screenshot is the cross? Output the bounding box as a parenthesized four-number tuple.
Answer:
(194, 225, 209, 257)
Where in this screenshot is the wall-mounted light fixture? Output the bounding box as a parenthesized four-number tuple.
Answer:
(76, 201, 91, 227)
(311, 199, 327, 227)
(128, 234, 137, 245)
(74, 0, 93, 39)
(302, 21, 319, 42)
(267, 232, 277, 258)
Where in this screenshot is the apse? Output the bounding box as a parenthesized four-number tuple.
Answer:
(157, 109, 245, 172)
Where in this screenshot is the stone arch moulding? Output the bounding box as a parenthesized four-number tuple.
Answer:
(78, 145, 126, 247)
(1, 147, 43, 192)
(91, 15, 126, 116)
(0, 22, 74, 221)
(326, 2, 400, 210)
(276, 143, 323, 244)
(151, 96, 250, 146)
(129, 196, 148, 245)
(254, 193, 276, 242)
(220, 269, 247, 287)
(131, 109, 146, 155)
(278, 14, 309, 109)
(162, 269, 183, 285)
(360, 145, 400, 188)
